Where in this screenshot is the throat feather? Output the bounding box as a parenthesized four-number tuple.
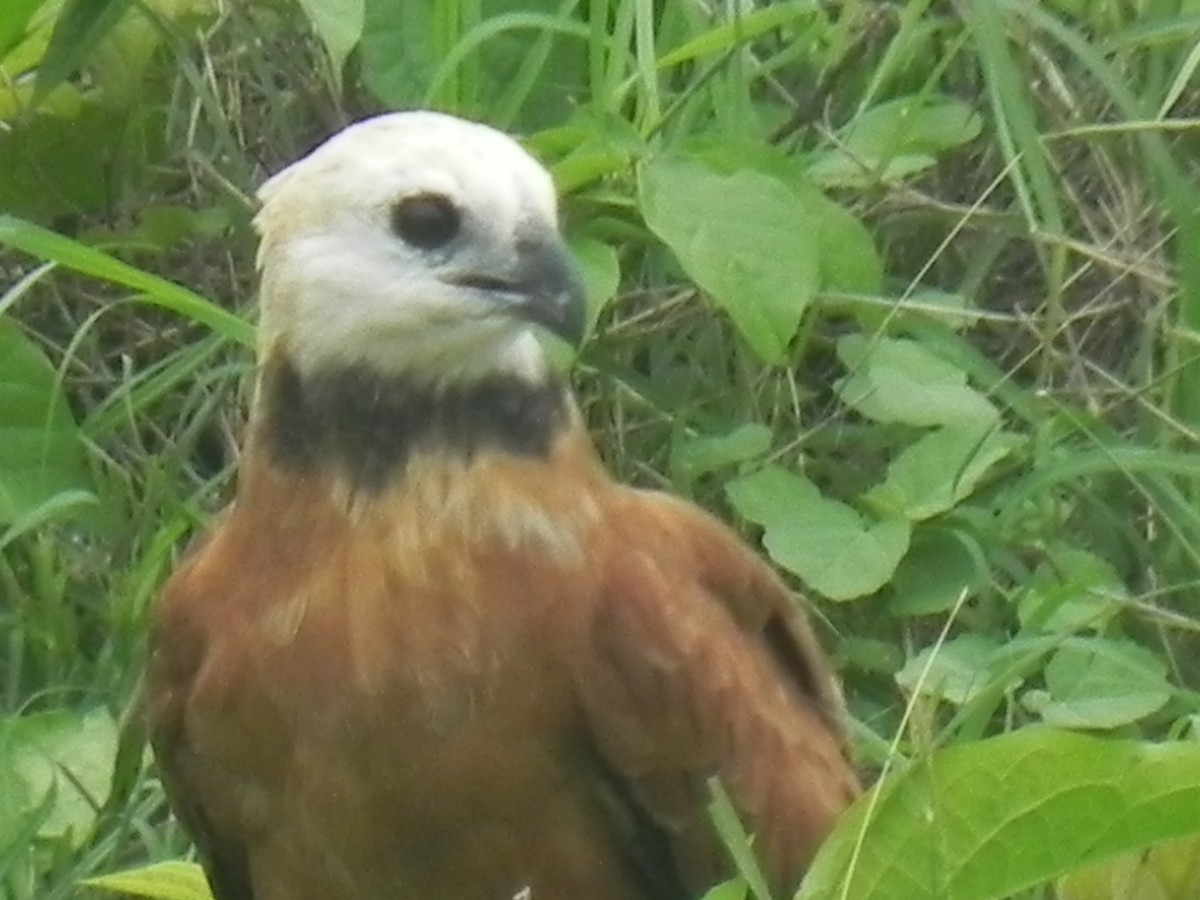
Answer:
(259, 356, 572, 490)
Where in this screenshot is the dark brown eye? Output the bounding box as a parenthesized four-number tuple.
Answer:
(390, 194, 461, 249)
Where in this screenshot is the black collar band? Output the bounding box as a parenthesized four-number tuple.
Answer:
(260, 357, 571, 492)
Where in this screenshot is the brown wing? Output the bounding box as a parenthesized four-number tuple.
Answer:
(573, 490, 860, 897)
(142, 528, 256, 900)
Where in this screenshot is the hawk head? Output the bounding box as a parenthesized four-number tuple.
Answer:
(253, 111, 587, 385)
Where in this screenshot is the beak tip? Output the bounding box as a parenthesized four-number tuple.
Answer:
(519, 242, 588, 347)
(524, 281, 586, 348)
(559, 282, 588, 347)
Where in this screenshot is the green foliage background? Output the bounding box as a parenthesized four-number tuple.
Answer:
(3, 1, 1200, 898)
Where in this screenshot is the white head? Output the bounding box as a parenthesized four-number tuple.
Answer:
(253, 111, 586, 384)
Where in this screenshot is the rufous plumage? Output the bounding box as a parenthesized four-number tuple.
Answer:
(144, 111, 860, 900)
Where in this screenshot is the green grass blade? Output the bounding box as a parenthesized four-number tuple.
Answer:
(0, 216, 253, 346)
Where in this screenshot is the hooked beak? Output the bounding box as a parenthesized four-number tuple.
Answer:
(445, 236, 588, 346)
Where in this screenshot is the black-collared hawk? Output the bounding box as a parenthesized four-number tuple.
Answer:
(143, 111, 860, 900)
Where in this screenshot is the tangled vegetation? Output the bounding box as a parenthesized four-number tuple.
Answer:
(3, 1, 1200, 898)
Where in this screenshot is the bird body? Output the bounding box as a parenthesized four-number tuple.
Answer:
(145, 112, 859, 900)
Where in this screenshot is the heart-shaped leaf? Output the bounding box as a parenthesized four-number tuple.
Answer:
(727, 466, 909, 601)
(640, 157, 820, 362)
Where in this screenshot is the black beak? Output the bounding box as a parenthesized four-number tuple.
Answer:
(510, 237, 588, 346)
(447, 236, 588, 346)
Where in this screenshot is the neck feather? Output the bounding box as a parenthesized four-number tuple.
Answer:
(250, 352, 574, 492)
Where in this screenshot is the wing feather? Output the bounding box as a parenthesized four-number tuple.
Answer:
(573, 490, 860, 896)
(143, 546, 257, 900)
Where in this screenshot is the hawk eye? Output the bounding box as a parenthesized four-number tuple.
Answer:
(390, 194, 461, 249)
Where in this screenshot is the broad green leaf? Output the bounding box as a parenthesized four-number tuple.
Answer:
(836, 334, 998, 426)
(889, 530, 986, 616)
(3, 707, 118, 844)
(839, 637, 904, 677)
(127, 204, 233, 251)
(31, 0, 132, 106)
(1059, 851, 1154, 900)
(0, 106, 124, 218)
(671, 423, 772, 487)
(639, 144, 881, 305)
(865, 422, 1022, 521)
(892, 528, 984, 619)
(759, 493, 908, 602)
(535, 112, 642, 192)
(700, 882, 748, 900)
(798, 729, 1200, 900)
(808, 96, 982, 188)
(679, 133, 801, 182)
(0, 317, 93, 524)
(1016, 545, 1125, 634)
(551, 144, 632, 193)
(1058, 834, 1200, 900)
(0, 738, 35, 855)
(84, 861, 214, 900)
(359, 1, 434, 107)
(723, 464, 805, 524)
(1026, 638, 1172, 730)
(640, 157, 819, 362)
(896, 634, 1005, 706)
(726, 466, 909, 601)
(295, 0, 364, 75)
(569, 235, 620, 338)
(1, 0, 65, 90)
(76, 0, 213, 106)
(791, 179, 883, 301)
(0, 0, 47, 55)
(361, 3, 587, 124)
(809, 150, 934, 189)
